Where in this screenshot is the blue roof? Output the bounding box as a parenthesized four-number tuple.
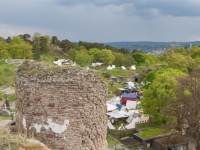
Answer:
(122, 93, 136, 98)
(125, 86, 135, 90)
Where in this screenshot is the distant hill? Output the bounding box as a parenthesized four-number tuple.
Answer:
(104, 41, 200, 53)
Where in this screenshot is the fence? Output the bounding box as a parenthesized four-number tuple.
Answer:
(108, 128, 136, 139)
(135, 120, 160, 130)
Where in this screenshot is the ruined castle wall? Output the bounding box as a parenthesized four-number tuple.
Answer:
(15, 61, 108, 150)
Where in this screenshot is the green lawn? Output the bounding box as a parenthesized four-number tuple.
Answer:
(0, 60, 18, 86)
(93, 66, 135, 77)
(108, 82, 124, 99)
(107, 135, 120, 147)
(138, 126, 172, 139)
(8, 93, 15, 102)
(0, 116, 11, 120)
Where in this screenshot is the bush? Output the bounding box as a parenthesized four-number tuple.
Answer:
(0, 68, 3, 77)
(0, 81, 3, 86)
(7, 94, 15, 102)
(0, 91, 3, 101)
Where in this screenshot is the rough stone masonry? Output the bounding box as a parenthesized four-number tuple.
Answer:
(15, 61, 108, 150)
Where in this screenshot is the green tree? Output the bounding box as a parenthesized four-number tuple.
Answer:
(32, 43, 41, 60)
(32, 32, 41, 45)
(124, 54, 135, 68)
(140, 68, 185, 123)
(75, 51, 91, 67)
(112, 52, 125, 67)
(0, 37, 5, 42)
(51, 36, 58, 46)
(19, 34, 31, 43)
(0, 40, 9, 59)
(163, 71, 200, 149)
(132, 49, 140, 54)
(67, 48, 77, 62)
(190, 46, 200, 59)
(144, 54, 157, 65)
(143, 71, 156, 87)
(88, 48, 101, 62)
(175, 46, 188, 55)
(165, 53, 192, 73)
(8, 36, 32, 59)
(132, 52, 145, 65)
(40, 36, 50, 60)
(100, 49, 115, 65)
(6, 36, 12, 43)
(61, 39, 76, 52)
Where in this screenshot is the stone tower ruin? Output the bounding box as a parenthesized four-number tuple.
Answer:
(15, 61, 108, 150)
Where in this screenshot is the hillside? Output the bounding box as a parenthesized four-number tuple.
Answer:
(104, 41, 200, 53)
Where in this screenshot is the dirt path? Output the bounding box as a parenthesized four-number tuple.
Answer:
(0, 119, 12, 129)
(0, 87, 15, 94)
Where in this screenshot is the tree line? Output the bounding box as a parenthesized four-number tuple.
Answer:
(0, 32, 157, 68)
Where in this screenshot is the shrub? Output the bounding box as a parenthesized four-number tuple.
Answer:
(0, 91, 3, 101)
(8, 94, 15, 102)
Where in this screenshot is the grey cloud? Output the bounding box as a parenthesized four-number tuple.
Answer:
(55, 0, 200, 17)
(1, 0, 200, 42)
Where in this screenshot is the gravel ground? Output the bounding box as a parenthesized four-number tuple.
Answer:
(0, 87, 15, 94)
(0, 119, 12, 129)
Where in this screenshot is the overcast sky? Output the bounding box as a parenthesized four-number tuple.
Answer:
(1, 0, 200, 43)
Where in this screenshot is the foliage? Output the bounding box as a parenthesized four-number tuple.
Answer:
(162, 71, 200, 149)
(164, 53, 195, 73)
(132, 52, 145, 65)
(51, 36, 60, 46)
(8, 36, 33, 59)
(40, 36, 51, 60)
(61, 39, 76, 52)
(78, 41, 105, 50)
(7, 94, 15, 102)
(75, 51, 91, 67)
(88, 48, 101, 62)
(189, 46, 200, 59)
(0, 91, 3, 100)
(0, 41, 10, 59)
(19, 34, 31, 43)
(32, 43, 41, 60)
(140, 68, 185, 123)
(144, 54, 157, 65)
(67, 48, 77, 62)
(142, 71, 156, 89)
(112, 52, 125, 67)
(100, 49, 115, 65)
(124, 54, 135, 68)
